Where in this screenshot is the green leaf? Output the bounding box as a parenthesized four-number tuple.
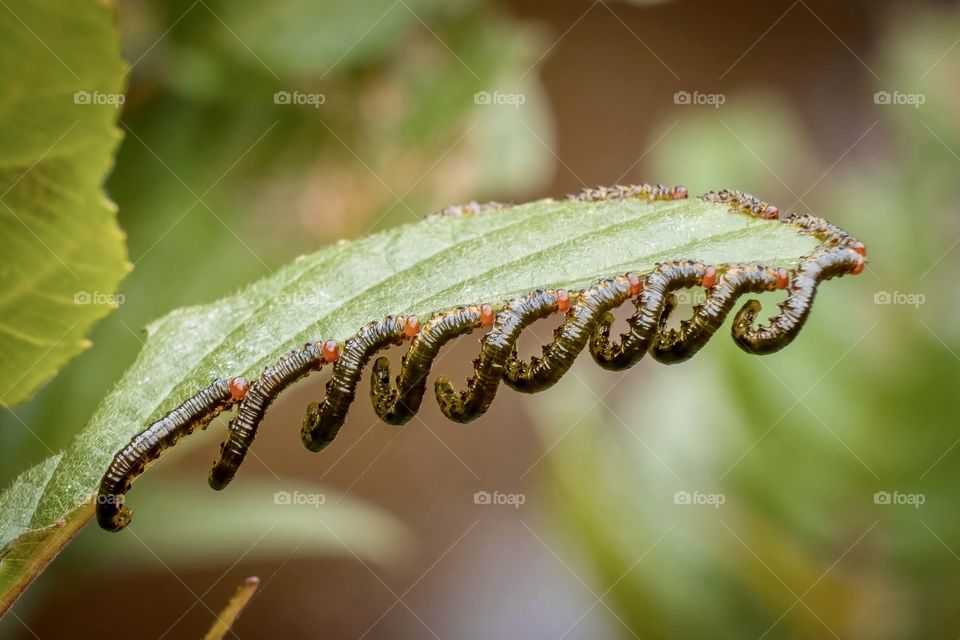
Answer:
(0, 454, 62, 552)
(0, 193, 825, 613)
(0, 0, 129, 406)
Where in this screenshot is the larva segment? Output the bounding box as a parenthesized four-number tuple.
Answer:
(502, 276, 632, 393)
(589, 261, 707, 371)
(97, 379, 237, 531)
(435, 290, 559, 423)
(426, 200, 505, 221)
(301, 317, 407, 451)
(568, 183, 688, 202)
(209, 343, 326, 490)
(701, 189, 780, 220)
(371, 306, 482, 426)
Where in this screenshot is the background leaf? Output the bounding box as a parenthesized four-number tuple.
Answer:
(76, 478, 414, 568)
(0, 0, 129, 406)
(0, 194, 829, 612)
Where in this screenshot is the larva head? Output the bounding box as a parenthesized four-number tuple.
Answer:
(626, 272, 643, 296)
(852, 254, 865, 275)
(322, 340, 340, 363)
(228, 376, 249, 402)
(96, 500, 132, 533)
(775, 268, 789, 290)
(404, 315, 421, 338)
(761, 204, 779, 220)
(702, 266, 718, 289)
(556, 289, 570, 312)
(480, 303, 495, 327)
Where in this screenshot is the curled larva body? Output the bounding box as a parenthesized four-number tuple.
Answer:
(97, 379, 238, 531)
(371, 306, 483, 425)
(650, 264, 781, 364)
(96, 184, 867, 532)
(435, 289, 560, 423)
(503, 276, 632, 393)
(209, 343, 327, 490)
(589, 261, 707, 371)
(731, 248, 862, 355)
(301, 317, 407, 451)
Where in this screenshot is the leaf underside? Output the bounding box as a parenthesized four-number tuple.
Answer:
(0, 0, 129, 406)
(0, 193, 826, 613)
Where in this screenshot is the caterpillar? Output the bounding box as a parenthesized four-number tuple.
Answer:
(97, 185, 866, 532)
(209, 341, 336, 490)
(96, 377, 247, 531)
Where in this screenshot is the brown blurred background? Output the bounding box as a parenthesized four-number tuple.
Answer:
(4, 0, 960, 637)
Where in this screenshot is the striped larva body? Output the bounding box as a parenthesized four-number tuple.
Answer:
(301, 317, 408, 451)
(209, 341, 332, 490)
(97, 378, 243, 531)
(97, 185, 866, 532)
(371, 306, 484, 425)
(434, 289, 561, 423)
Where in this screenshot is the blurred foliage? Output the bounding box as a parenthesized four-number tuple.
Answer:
(536, 6, 960, 639)
(0, 0, 553, 481)
(0, 0, 128, 406)
(1, 472, 413, 635)
(75, 478, 414, 568)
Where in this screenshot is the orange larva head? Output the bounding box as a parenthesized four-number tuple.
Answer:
(480, 303, 495, 327)
(761, 204, 780, 220)
(775, 268, 789, 290)
(556, 289, 570, 312)
(851, 241, 866, 257)
(702, 266, 718, 289)
(228, 377, 249, 401)
(404, 315, 421, 338)
(673, 186, 688, 200)
(322, 340, 340, 363)
(626, 272, 643, 296)
(852, 254, 865, 275)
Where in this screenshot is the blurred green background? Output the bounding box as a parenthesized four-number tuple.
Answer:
(3, 0, 960, 638)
